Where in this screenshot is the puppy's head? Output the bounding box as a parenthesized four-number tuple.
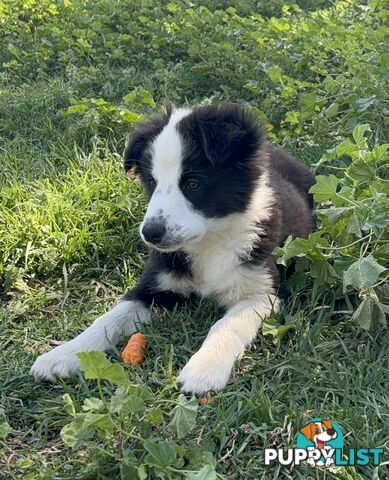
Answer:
(124, 103, 264, 252)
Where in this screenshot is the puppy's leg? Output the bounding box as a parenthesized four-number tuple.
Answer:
(30, 257, 188, 383)
(179, 294, 279, 396)
(30, 299, 150, 382)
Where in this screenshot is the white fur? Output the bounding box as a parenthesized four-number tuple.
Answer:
(151, 108, 191, 185)
(30, 301, 150, 382)
(157, 271, 193, 298)
(140, 108, 211, 251)
(179, 294, 279, 394)
(183, 172, 275, 306)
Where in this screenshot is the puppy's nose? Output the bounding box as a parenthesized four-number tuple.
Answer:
(142, 222, 166, 244)
(327, 429, 336, 436)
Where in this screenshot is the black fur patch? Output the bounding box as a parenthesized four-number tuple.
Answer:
(239, 141, 315, 291)
(177, 103, 265, 217)
(123, 249, 193, 308)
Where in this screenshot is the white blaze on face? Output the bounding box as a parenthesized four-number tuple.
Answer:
(151, 108, 189, 187)
(140, 108, 208, 251)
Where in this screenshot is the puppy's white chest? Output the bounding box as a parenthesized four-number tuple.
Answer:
(157, 227, 274, 307)
(188, 233, 272, 306)
(191, 248, 241, 302)
(157, 250, 241, 305)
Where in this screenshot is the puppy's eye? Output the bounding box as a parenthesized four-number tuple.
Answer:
(186, 179, 200, 190)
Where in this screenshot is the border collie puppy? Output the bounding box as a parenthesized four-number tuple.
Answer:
(31, 103, 315, 396)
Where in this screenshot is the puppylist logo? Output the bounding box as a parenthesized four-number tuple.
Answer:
(265, 418, 384, 468)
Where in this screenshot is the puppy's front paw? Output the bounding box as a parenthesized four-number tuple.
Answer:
(30, 343, 81, 382)
(178, 347, 235, 396)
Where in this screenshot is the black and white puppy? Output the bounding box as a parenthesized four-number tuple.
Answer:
(31, 103, 314, 396)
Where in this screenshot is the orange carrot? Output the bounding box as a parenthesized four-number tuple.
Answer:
(121, 333, 147, 365)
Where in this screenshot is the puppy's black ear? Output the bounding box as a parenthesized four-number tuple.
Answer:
(195, 104, 263, 167)
(123, 130, 145, 174)
(198, 120, 248, 166)
(123, 104, 173, 174)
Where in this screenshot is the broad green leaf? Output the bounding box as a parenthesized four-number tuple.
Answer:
(100, 363, 128, 385)
(262, 317, 298, 346)
(92, 413, 115, 433)
(369, 144, 389, 163)
(124, 88, 155, 107)
(61, 416, 94, 449)
(61, 412, 115, 449)
(167, 3, 181, 13)
(201, 451, 217, 468)
(346, 214, 362, 238)
(66, 104, 88, 114)
(0, 409, 11, 439)
(7, 44, 20, 56)
(351, 296, 387, 331)
(77, 38, 91, 49)
(285, 110, 299, 125)
(78, 351, 128, 385)
(138, 87, 156, 107)
(355, 96, 377, 112)
(365, 210, 389, 229)
(335, 186, 354, 206)
(91, 98, 108, 106)
(274, 231, 327, 265)
(146, 407, 164, 425)
(347, 162, 374, 182)
(0, 421, 11, 439)
(78, 351, 112, 379)
(352, 123, 370, 147)
(144, 439, 180, 468)
(126, 385, 154, 402)
(186, 465, 217, 480)
(323, 102, 339, 119)
(138, 464, 148, 480)
(343, 255, 387, 291)
(121, 110, 140, 123)
(309, 175, 339, 203)
(352, 297, 374, 331)
(123, 91, 137, 104)
(310, 260, 338, 284)
(319, 207, 353, 224)
(169, 394, 198, 439)
(63, 393, 76, 416)
(267, 66, 282, 83)
(376, 302, 388, 328)
(269, 18, 290, 31)
(299, 92, 316, 112)
(82, 397, 104, 412)
(334, 138, 359, 158)
(323, 75, 342, 94)
(110, 393, 145, 415)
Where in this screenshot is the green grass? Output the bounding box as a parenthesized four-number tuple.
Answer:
(0, 1, 388, 478)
